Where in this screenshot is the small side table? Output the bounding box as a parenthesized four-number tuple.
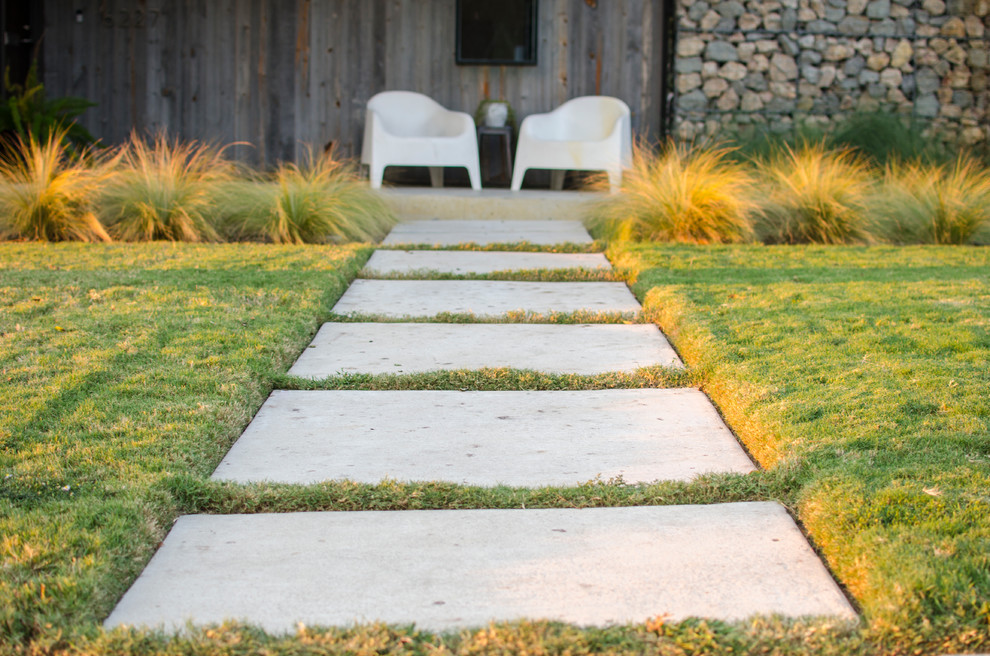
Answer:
(477, 126, 514, 188)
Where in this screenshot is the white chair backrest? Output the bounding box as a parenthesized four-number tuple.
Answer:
(367, 91, 459, 138)
(545, 96, 629, 141)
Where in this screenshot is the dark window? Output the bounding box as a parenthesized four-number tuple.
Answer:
(456, 0, 538, 66)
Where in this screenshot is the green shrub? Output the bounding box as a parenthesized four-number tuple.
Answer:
(755, 143, 874, 244)
(0, 131, 110, 242)
(221, 149, 394, 244)
(0, 61, 97, 154)
(874, 156, 990, 244)
(589, 141, 755, 244)
(723, 121, 828, 163)
(827, 111, 949, 166)
(100, 132, 236, 242)
(725, 112, 950, 167)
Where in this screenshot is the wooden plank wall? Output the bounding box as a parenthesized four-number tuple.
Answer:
(43, 0, 665, 166)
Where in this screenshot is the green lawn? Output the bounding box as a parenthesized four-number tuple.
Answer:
(0, 243, 368, 645)
(1, 242, 988, 655)
(614, 243, 990, 653)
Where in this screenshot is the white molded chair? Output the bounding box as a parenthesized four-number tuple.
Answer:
(361, 91, 482, 190)
(510, 96, 632, 193)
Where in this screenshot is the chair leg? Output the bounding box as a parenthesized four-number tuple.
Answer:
(607, 169, 622, 194)
(428, 167, 444, 188)
(550, 170, 566, 191)
(368, 163, 386, 190)
(510, 164, 526, 191)
(466, 162, 482, 191)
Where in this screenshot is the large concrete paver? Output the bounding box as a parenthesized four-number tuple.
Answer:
(382, 219, 593, 245)
(364, 250, 611, 275)
(211, 389, 753, 485)
(104, 503, 856, 633)
(378, 188, 603, 222)
(288, 323, 682, 377)
(332, 280, 641, 318)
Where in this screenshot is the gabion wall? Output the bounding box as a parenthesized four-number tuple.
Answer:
(672, 0, 989, 147)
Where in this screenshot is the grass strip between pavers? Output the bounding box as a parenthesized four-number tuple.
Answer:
(2, 241, 990, 655)
(358, 267, 625, 282)
(375, 240, 607, 253)
(327, 310, 640, 324)
(273, 366, 693, 392)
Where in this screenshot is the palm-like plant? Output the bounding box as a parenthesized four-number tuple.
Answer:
(0, 131, 110, 242)
(589, 141, 756, 244)
(100, 132, 236, 242)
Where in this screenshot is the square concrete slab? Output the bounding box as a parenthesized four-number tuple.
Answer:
(381, 219, 593, 245)
(331, 280, 641, 318)
(363, 250, 611, 275)
(287, 323, 683, 376)
(104, 503, 857, 633)
(378, 188, 604, 221)
(211, 389, 753, 485)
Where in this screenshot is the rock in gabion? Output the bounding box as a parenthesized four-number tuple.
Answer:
(673, 0, 989, 148)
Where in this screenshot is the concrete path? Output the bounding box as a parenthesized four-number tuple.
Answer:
(104, 504, 856, 633)
(332, 280, 641, 318)
(382, 219, 593, 245)
(364, 250, 611, 275)
(288, 323, 682, 376)
(108, 204, 856, 634)
(212, 389, 754, 485)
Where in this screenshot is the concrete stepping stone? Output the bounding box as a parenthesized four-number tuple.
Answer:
(363, 250, 611, 275)
(379, 188, 603, 222)
(382, 219, 593, 245)
(211, 389, 753, 485)
(289, 323, 682, 376)
(331, 280, 641, 318)
(104, 503, 857, 633)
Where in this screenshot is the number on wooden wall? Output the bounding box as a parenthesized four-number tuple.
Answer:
(100, 9, 159, 28)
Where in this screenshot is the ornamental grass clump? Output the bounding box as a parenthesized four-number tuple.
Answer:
(99, 132, 236, 242)
(589, 141, 755, 244)
(875, 156, 990, 245)
(0, 131, 110, 242)
(756, 143, 874, 244)
(222, 149, 394, 244)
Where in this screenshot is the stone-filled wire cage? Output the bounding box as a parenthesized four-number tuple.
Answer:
(671, 0, 989, 151)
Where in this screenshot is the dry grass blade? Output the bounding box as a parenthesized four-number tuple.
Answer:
(588, 141, 755, 244)
(100, 132, 237, 242)
(0, 131, 110, 242)
(221, 148, 394, 244)
(876, 156, 990, 245)
(756, 143, 874, 244)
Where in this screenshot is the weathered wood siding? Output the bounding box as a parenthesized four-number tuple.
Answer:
(43, 0, 665, 165)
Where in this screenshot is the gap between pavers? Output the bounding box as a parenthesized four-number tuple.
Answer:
(288, 323, 682, 376)
(104, 503, 857, 633)
(211, 389, 753, 485)
(381, 219, 593, 246)
(363, 250, 611, 275)
(331, 280, 641, 318)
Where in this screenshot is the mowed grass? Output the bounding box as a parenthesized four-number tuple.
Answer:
(2, 242, 989, 655)
(0, 242, 368, 644)
(612, 242, 990, 652)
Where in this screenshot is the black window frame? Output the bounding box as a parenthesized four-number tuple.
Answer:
(455, 0, 539, 66)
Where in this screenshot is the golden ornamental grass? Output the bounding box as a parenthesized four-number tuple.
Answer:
(221, 148, 394, 244)
(589, 141, 756, 244)
(0, 132, 111, 242)
(100, 132, 237, 242)
(876, 156, 990, 245)
(755, 143, 874, 244)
